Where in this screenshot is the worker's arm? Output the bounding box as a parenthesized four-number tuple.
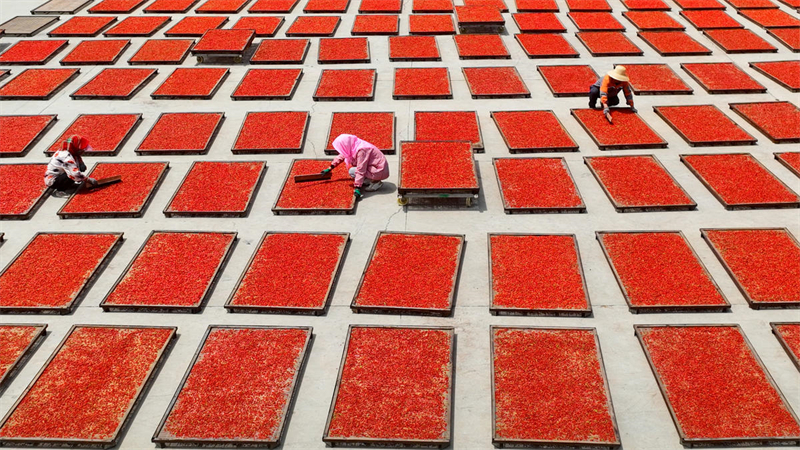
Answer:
(63, 155, 87, 184)
(352, 150, 368, 188)
(598, 75, 611, 105)
(323, 155, 346, 173)
(623, 82, 634, 108)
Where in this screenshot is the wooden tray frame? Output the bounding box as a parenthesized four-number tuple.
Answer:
(0, 40, 69, 65)
(775, 152, 800, 177)
(351, 15, 400, 35)
(303, 0, 352, 12)
(0, 324, 47, 395)
(703, 29, 778, 54)
(225, 232, 350, 315)
(57, 162, 169, 219)
(538, 64, 599, 97)
(414, 110, 485, 151)
(653, 105, 757, 146)
(622, 10, 685, 30)
(324, 111, 396, 155)
(0, 115, 57, 158)
(143, 0, 201, 12)
(576, 31, 645, 56)
(409, 14, 457, 35)
(71, 69, 158, 100)
(136, 112, 224, 155)
(680, 62, 767, 94)
(493, 157, 585, 214)
(350, 231, 465, 316)
(737, 8, 799, 29)
(191, 29, 255, 55)
(389, 36, 442, 61)
(232, 111, 309, 154)
(128, 39, 195, 65)
(767, 28, 800, 53)
(636, 31, 712, 56)
(100, 231, 236, 313)
(0, 69, 80, 101)
(463, 67, 531, 99)
(771, 322, 800, 372)
(0, 163, 52, 220)
(103, 16, 172, 37)
(248, 0, 300, 12)
(730, 102, 800, 143)
(596, 230, 731, 313)
(0, 16, 59, 36)
(88, 0, 148, 13)
(163, 162, 266, 217)
(323, 325, 454, 448)
(617, 63, 693, 95)
(231, 69, 303, 100)
(488, 235, 592, 316)
(47, 17, 118, 37)
(150, 68, 230, 100)
(318, 38, 371, 63)
(701, 227, 800, 309)
(359, 0, 402, 13)
(491, 110, 579, 153)
(584, 155, 696, 212)
(0, 232, 123, 314)
(60, 40, 132, 66)
(152, 326, 313, 448)
(250, 39, 310, 64)
(681, 154, 800, 210)
(622, 0, 671, 10)
(0, 325, 176, 448)
(679, 10, 743, 29)
(393, 68, 453, 100)
(455, 35, 511, 59)
(512, 13, 567, 33)
(748, 62, 800, 92)
(399, 141, 480, 197)
(568, 12, 625, 31)
(515, 34, 580, 58)
(45, 113, 142, 156)
(164, 17, 229, 37)
(196, 0, 251, 12)
(571, 108, 668, 150)
(285, 16, 341, 36)
(32, 0, 92, 14)
(634, 323, 800, 447)
(490, 326, 621, 448)
(313, 69, 376, 101)
(231, 16, 285, 37)
(272, 159, 357, 215)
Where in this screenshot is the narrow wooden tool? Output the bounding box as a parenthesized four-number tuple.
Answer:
(604, 110, 613, 124)
(294, 172, 332, 183)
(88, 175, 121, 189)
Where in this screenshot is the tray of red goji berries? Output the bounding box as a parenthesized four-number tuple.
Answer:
(398, 141, 480, 206)
(103, 16, 172, 37)
(0, 115, 56, 158)
(491, 110, 579, 153)
(597, 231, 730, 313)
(325, 112, 395, 154)
(571, 108, 668, 150)
(635, 324, 800, 447)
(351, 231, 465, 316)
(152, 326, 313, 448)
(226, 232, 350, 314)
(0, 232, 123, 314)
(489, 234, 592, 316)
(100, 231, 237, 313)
(191, 28, 255, 62)
(775, 152, 800, 177)
(0, 163, 52, 220)
(701, 228, 800, 309)
(749, 61, 800, 93)
(272, 159, 356, 215)
(45, 113, 143, 156)
(0, 40, 69, 65)
(70, 68, 158, 100)
(231, 68, 303, 101)
(232, 111, 309, 154)
(584, 155, 696, 212)
(730, 102, 800, 144)
(0, 68, 81, 101)
(313, 69, 376, 101)
(151, 67, 229, 100)
(250, 38, 310, 64)
(0, 325, 46, 394)
(491, 327, 621, 448)
(128, 39, 195, 65)
(323, 325, 454, 448)
(653, 105, 757, 147)
(137, 112, 224, 154)
(493, 157, 585, 214)
(771, 322, 800, 372)
(0, 325, 176, 448)
(414, 111, 484, 151)
(144, 0, 202, 13)
(164, 161, 266, 217)
(58, 162, 169, 219)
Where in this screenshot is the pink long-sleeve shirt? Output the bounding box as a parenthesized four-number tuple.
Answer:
(332, 145, 389, 187)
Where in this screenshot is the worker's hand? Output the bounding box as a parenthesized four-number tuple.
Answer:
(629, 105, 638, 114)
(87, 178, 98, 186)
(603, 107, 611, 115)
(354, 188, 362, 199)
(321, 167, 332, 174)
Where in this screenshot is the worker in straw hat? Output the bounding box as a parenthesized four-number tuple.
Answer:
(589, 66, 637, 116)
(44, 134, 97, 194)
(322, 134, 389, 200)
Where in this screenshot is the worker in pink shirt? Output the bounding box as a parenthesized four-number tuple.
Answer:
(323, 134, 389, 199)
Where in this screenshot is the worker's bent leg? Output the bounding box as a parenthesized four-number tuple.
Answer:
(51, 173, 76, 191)
(588, 85, 600, 109)
(607, 93, 621, 107)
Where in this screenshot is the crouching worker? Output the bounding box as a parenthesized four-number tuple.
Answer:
(44, 135, 97, 193)
(589, 66, 637, 114)
(323, 134, 389, 199)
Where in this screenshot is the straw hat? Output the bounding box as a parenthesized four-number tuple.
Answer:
(608, 65, 629, 82)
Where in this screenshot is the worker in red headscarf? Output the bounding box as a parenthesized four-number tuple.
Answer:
(589, 66, 637, 116)
(44, 135, 97, 192)
(322, 134, 389, 199)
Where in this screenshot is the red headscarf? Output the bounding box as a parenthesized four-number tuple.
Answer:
(62, 135, 89, 156)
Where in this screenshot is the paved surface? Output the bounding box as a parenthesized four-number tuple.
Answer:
(1, 0, 799, 448)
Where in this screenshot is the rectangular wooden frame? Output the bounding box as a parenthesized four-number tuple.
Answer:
(100, 231, 237, 313)
(0, 71, 8, 82)
(730, 102, 800, 143)
(681, 154, 800, 210)
(164, 17, 229, 37)
(0, 68, 80, 101)
(389, 36, 442, 61)
(304, 0, 351, 12)
(393, 67, 452, 100)
(596, 230, 730, 313)
(248, 0, 300, 12)
(512, 13, 567, 33)
(324, 111, 396, 154)
(653, 105, 757, 146)
(359, 0, 402, 13)
(414, 110, 485, 151)
(232, 111, 309, 154)
(318, 38, 371, 63)
(737, 8, 799, 29)
(399, 141, 480, 198)
(634, 323, 800, 447)
(463, 67, 531, 99)
(57, 162, 169, 219)
(272, 159, 356, 215)
(515, 34, 580, 59)
(196, 0, 251, 12)
(775, 152, 800, 177)
(456, 36, 511, 59)
(409, 14, 457, 34)
(71, 70, 158, 100)
(571, 108, 668, 150)
(47, 17, 118, 37)
(128, 39, 195, 65)
(0, 232, 123, 314)
(351, 15, 400, 35)
(163, 161, 266, 217)
(0, 40, 69, 65)
(0, 163, 52, 220)
(191, 29, 255, 55)
(88, 0, 148, 13)
(59, 40, 132, 66)
(231, 69, 303, 101)
(0, 16, 59, 36)
(488, 234, 592, 316)
(150, 68, 230, 100)
(702, 29, 777, 53)
(575, 32, 645, 56)
(143, 0, 201, 12)
(767, 28, 800, 52)
(490, 326, 621, 448)
(491, 110, 579, 153)
(323, 325, 454, 448)
(103, 16, 172, 37)
(285, 16, 341, 36)
(493, 157, 585, 214)
(680, 62, 767, 94)
(616, 63, 693, 95)
(32, 0, 93, 14)
(231, 17, 285, 37)
(136, 112, 224, 155)
(0, 325, 176, 448)
(350, 231, 465, 316)
(636, 31, 712, 56)
(568, 12, 625, 31)
(771, 322, 800, 372)
(0, 114, 57, 158)
(225, 232, 350, 315)
(700, 227, 800, 309)
(584, 155, 696, 212)
(313, 69, 376, 101)
(537, 64, 599, 97)
(622, 10, 685, 30)
(152, 325, 313, 448)
(748, 62, 800, 92)
(45, 113, 143, 156)
(622, 0, 671, 10)
(250, 38, 310, 64)
(0, 324, 47, 395)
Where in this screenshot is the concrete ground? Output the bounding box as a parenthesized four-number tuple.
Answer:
(1, 0, 799, 448)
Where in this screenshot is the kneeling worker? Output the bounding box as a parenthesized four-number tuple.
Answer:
(44, 135, 97, 192)
(323, 134, 389, 199)
(589, 66, 637, 117)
